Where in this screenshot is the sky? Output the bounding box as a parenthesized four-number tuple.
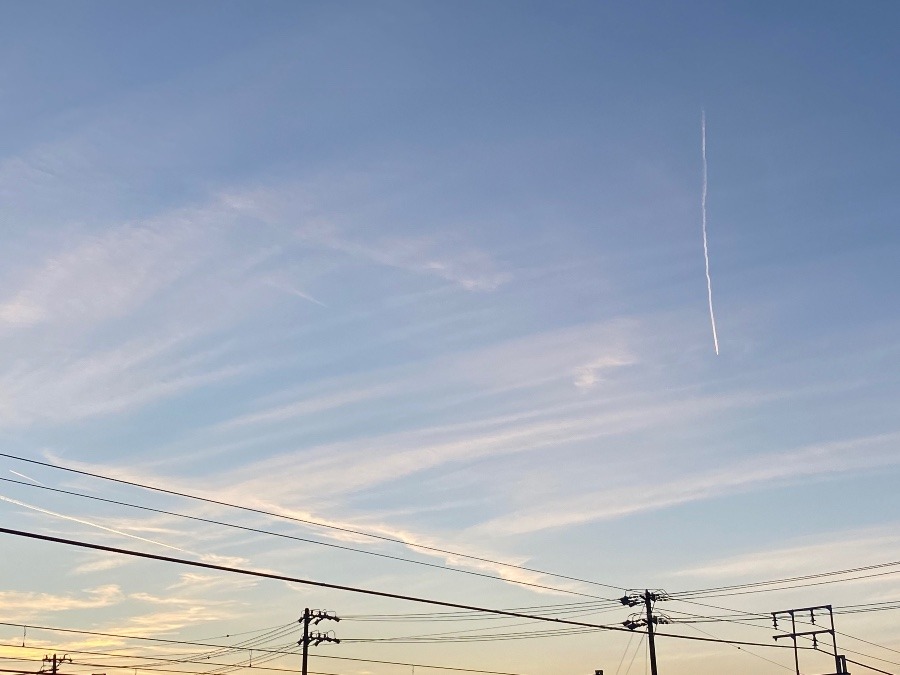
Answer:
(1, 2, 899, 674)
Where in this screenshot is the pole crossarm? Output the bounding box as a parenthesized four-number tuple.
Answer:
(774, 629, 836, 640)
(771, 604, 849, 675)
(299, 609, 340, 675)
(620, 590, 668, 675)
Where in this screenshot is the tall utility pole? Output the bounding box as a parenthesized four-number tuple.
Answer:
(298, 609, 340, 675)
(772, 605, 849, 675)
(644, 592, 659, 675)
(621, 590, 670, 675)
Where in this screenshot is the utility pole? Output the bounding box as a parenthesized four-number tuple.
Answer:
(772, 605, 849, 675)
(621, 590, 670, 675)
(644, 591, 659, 675)
(42, 655, 71, 675)
(298, 608, 340, 675)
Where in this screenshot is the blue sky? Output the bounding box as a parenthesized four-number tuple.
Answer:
(1, 2, 899, 674)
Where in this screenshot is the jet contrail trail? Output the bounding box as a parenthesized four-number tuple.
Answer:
(0, 493, 195, 556)
(701, 110, 720, 355)
(9, 469, 45, 486)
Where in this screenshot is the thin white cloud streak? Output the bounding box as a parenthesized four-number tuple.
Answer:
(0, 335, 248, 427)
(214, 384, 392, 431)
(475, 432, 900, 536)
(9, 470, 44, 486)
(207, 377, 780, 506)
(46, 450, 587, 596)
(252, 506, 568, 594)
(263, 279, 327, 307)
(166, 572, 257, 592)
(144, 318, 637, 467)
(295, 223, 511, 291)
(220, 185, 510, 291)
(670, 527, 900, 582)
(42, 396, 888, 600)
(0, 198, 273, 428)
(111, 605, 238, 637)
(0, 494, 197, 556)
(0, 177, 511, 430)
(701, 110, 719, 355)
(0, 219, 206, 329)
(72, 555, 131, 575)
(1, 491, 252, 572)
(0, 585, 123, 622)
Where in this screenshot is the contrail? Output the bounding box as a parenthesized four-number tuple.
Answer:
(264, 279, 327, 307)
(701, 110, 720, 355)
(0, 493, 195, 556)
(9, 469, 44, 486)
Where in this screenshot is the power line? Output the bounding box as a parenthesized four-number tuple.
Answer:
(0, 453, 625, 594)
(837, 630, 900, 657)
(0, 526, 803, 651)
(672, 560, 900, 599)
(65, 658, 343, 675)
(667, 597, 900, 673)
(0, 628, 527, 675)
(4, 643, 299, 673)
(342, 625, 608, 643)
(343, 598, 622, 622)
(11, 452, 900, 610)
(613, 628, 636, 675)
(621, 633, 644, 675)
(678, 621, 793, 672)
(784, 621, 900, 671)
(0, 525, 630, 634)
(0, 476, 612, 601)
(845, 657, 897, 675)
(337, 608, 626, 644)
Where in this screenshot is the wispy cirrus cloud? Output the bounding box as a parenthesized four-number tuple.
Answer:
(113, 605, 237, 637)
(0, 173, 518, 431)
(72, 555, 131, 575)
(0, 334, 247, 427)
(0, 199, 236, 331)
(474, 432, 900, 536)
(219, 183, 511, 292)
(214, 384, 392, 431)
(166, 572, 257, 592)
(294, 220, 511, 291)
(669, 527, 900, 583)
(0, 585, 123, 622)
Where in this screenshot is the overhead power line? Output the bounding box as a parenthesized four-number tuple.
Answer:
(671, 559, 900, 599)
(343, 598, 621, 622)
(63, 658, 343, 675)
(0, 475, 613, 602)
(0, 526, 802, 651)
(845, 659, 896, 675)
(0, 452, 625, 594)
(663, 597, 900, 674)
(0, 625, 526, 675)
(667, 599, 900, 674)
(678, 621, 793, 672)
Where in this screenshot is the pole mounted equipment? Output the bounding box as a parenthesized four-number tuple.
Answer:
(40, 655, 71, 675)
(299, 609, 340, 675)
(620, 590, 669, 675)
